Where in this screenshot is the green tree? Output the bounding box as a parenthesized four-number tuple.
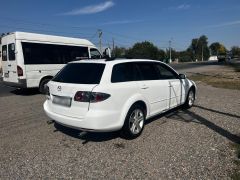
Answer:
(126, 41, 164, 60)
(188, 35, 210, 61)
(209, 42, 226, 55)
(113, 46, 127, 58)
(231, 46, 240, 57)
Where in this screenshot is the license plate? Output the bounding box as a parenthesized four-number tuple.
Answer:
(4, 73, 9, 78)
(52, 95, 72, 107)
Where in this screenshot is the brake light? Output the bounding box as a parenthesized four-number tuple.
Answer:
(17, 65, 23, 76)
(74, 91, 110, 103)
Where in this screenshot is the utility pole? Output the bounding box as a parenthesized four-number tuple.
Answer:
(169, 40, 172, 63)
(201, 45, 203, 61)
(112, 38, 115, 57)
(98, 29, 102, 53)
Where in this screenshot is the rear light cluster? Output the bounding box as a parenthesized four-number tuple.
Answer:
(74, 91, 110, 103)
(17, 65, 23, 76)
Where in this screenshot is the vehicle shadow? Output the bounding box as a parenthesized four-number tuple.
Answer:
(53, 105, 240, 144)
(165, 107, 240, 144)
(54, 123, 120, 144)
(10, 88, 40, 96)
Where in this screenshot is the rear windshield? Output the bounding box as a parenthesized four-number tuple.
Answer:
(2, 45, 7, 61)
(52, 63, 105, 84)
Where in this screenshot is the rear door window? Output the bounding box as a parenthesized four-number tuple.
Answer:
(8, 43, 15, 61)
(137, 62, 159, 80)
(2, 45, 7, 61)
(52, 63, 105, 84)
(111, 62, 140, 83)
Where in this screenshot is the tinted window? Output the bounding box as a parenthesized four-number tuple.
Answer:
(155, 64, 178, 79)
(52, 63, 105, 84)
(137, 63, 159, 80)
(22, 42, 89, 64)
(111, 63, 140, 83)
(2, 45, 7, 61)
(8, 43, 15, 61)
(90, 48, 101, 59)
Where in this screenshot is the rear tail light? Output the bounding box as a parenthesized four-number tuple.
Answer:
(74, 91, 110, 103)
(17, 65, 23, 76)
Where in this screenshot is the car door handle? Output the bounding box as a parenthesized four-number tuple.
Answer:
(141, 86, 149, 89)
(8, 65, 11, 67)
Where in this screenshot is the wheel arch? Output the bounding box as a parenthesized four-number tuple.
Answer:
(39, 75, 53, 87)
(119, 95, 149, 128)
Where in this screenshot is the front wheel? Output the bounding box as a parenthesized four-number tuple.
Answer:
(121, 105, 145, 139)
(183, 89, 195, 109)
(39, 79, 50, 94)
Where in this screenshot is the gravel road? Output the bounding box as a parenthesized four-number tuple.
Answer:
(0, 81, 240, 179)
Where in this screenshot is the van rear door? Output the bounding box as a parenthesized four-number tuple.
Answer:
(2, 35, 18, 83)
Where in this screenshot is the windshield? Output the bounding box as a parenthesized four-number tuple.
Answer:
(52, 63, 105, 84)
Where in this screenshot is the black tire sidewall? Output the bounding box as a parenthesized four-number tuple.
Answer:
(39, 79, 50, 94)
(121, 104, 145, 139)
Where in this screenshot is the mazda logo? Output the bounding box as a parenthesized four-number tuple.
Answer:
(57, 86, 61, 91)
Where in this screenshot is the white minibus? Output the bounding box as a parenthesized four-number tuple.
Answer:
(1, 32, 103, 93)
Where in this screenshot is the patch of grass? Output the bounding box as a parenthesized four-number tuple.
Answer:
(189, 74, 240, 90)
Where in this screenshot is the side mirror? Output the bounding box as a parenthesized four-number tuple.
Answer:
(103, 48, 112, 59)
(179, 74, 186, 79)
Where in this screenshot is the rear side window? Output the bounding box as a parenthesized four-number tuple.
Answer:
(2, 45, 7, 61)
(22, 42, 89, 64)
(52, 63, 105, 84)
(8, 43, 15, 61)
(111, 63, 140, 83)
(137, 62, 159, 80)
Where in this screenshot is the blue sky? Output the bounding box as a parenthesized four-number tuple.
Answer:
(0, 0, 239, 50)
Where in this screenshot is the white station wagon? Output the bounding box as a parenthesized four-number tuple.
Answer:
(44, 59, 196, 138)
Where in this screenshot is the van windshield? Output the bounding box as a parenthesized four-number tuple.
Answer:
(52, 63, 105, 84)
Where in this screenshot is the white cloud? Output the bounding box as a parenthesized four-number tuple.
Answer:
(168, 4, 191, 10)
(100, 20, 143, 25)
(176, 4, 191, 10)
(206, 20, 240, 28)
(62, 1, 114, 15)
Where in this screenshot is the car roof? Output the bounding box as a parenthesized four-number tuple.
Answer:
(70, 59, 164, 65)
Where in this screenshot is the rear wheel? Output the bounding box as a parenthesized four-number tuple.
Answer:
(121, 105, 145, 139)
(183, 89, 195, 109)
(39, 78, 50, 94)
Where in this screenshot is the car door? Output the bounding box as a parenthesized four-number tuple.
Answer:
(156, 63, 183, 109)
(2, 35, 18, 83)
(136, 62, 169, 116)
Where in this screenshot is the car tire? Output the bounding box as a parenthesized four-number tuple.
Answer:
(39, 78, 50, 94)
(183, 89, 195, 109)
(121, 104, 145, 139)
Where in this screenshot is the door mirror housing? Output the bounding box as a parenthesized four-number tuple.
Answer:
(103, 48, 112, 59)
(179, 74, 186, 79)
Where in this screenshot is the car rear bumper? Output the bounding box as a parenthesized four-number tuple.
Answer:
(43, 101, 122, 132)
(2, 79, 27, 88)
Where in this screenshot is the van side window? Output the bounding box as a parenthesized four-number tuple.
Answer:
(8, 43, 15, 61)
(155, 64, 179, 79)
(22, 42, 89, 64)
(2, 45, 7, 61)
(90, 48, 101, 59)
(111, 63, 140, 83)
(137, 62, 159, 80)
